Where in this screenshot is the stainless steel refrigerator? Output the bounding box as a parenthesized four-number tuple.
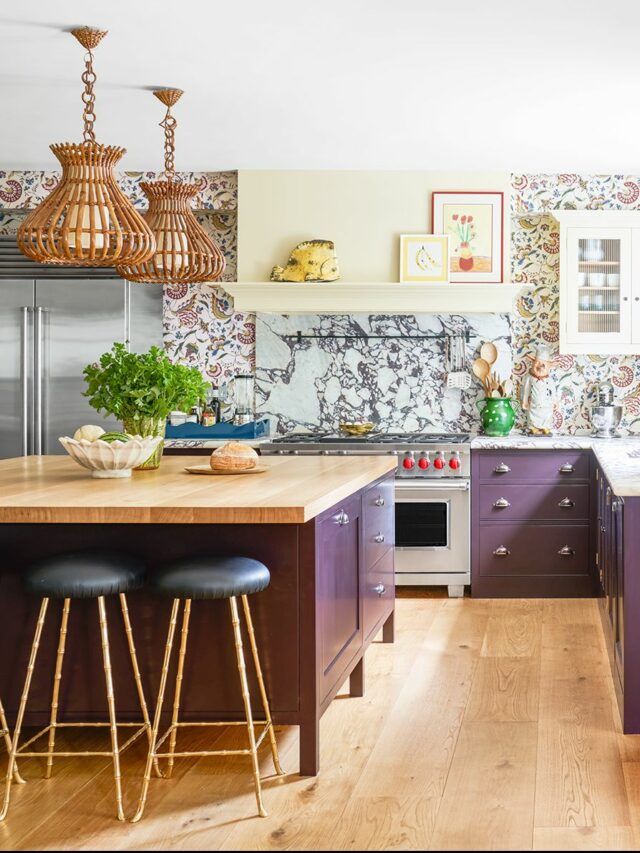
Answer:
(0, 274, 163, 459)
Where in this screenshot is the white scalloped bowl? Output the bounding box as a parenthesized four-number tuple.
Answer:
(58, 435, 164, 478)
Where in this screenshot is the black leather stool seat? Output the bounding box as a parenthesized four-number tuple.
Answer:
(24, 551, 146, 599)
(153, 556, 270, 600)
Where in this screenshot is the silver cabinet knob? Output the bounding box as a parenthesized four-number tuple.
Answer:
(493, 546, 510, 556)
(493, 497, 511, 508)
(559, 463, 574, 473)
(494, 462, 511, 473)
(558, 545, 575, 556)
(374, 532, 385, 543)
(558, 497, 575, 508)
(374, 495, 385, 507)
(374, 583, 386, 596)
(334, 510, 350, 525)
(612, 499, 622, 513)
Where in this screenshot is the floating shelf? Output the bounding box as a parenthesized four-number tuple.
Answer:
(222, 282, 532, 315)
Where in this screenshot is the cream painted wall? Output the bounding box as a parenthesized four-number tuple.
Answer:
(237, 171, 511, 283)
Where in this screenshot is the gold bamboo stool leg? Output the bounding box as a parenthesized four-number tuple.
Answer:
(1, 598, 49, 821)
(0, 700, 24, 786)
(97, 596, 125, 822)
(166, 598, 191, 779)
(45, 598, 71, 779)
(229, 596, 267, 818)
(241, 595, 284, 777)
(118, 593, 162, 780)
(132, 598, 180, 824)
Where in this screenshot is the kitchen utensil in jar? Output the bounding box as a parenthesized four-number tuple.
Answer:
(472, 358, 491, 383)
(480, 342, 498, 366)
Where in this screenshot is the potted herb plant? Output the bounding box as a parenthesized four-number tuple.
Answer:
(83, 343, 208, 470)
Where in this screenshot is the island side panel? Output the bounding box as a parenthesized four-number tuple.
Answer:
(0, 523, 302, 726)
(623, 497, 640, 733)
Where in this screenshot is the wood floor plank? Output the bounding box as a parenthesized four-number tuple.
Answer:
(542, 599, 600, 626)
(540, 624, 610, 681)
(535, 677, 630, 827)
(481, 610, 542, 658)
(465, 656, 540, 722)
(533, 826, 636, 850)
(429, 721, 537, 851)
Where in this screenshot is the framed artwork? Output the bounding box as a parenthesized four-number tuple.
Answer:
(431, 191, 504, 283)
(399, 234, 449, 284)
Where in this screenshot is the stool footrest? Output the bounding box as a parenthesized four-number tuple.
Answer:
(153, 719, 272, 756)
(16, 722, 149, 757)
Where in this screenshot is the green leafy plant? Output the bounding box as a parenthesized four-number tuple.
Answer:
(83, 343, 209, 424)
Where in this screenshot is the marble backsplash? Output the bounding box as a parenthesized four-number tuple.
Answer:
(256, 312, 511, 435)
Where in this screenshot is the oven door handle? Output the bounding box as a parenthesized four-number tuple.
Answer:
(395, 481, 469, 491)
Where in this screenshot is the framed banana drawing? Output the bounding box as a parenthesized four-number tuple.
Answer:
(399, 234, 449, 284)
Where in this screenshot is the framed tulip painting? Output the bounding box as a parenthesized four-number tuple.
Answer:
(399, 234, 449, 284)
(431, 191, 504, 283)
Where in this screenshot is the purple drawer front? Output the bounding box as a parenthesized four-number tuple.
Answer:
(363, 548, 394, 641)
(477, 450, 589, 483)
(478, 483, 589, 522)
(478, 525, 590, 577)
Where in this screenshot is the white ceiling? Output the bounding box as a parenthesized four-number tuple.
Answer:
(1, 0, 637, 172)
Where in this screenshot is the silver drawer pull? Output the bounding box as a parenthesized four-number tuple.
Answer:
(558, 497, 575, 508)
(493, 546, 510, 556)
(374, 583, 386, 596)
(494, 462, 511, 474)
(559, 463, 575, 473)
(493, 497, 511, 508)
(374, 495, 385, 507)
(334, 510, 350, 525)
(558, 545, 575, 556)
(374, 532, 385, 543)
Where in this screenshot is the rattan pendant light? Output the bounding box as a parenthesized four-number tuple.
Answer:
(17, 28, 155, 267)
(115, 89, 226, 284)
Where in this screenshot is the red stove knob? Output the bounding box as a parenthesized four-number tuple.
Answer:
(402, 456, 415, 469)
(449, 457, 461, 470)
(418, 456, 429, 469)
(434, 456, 445, 470)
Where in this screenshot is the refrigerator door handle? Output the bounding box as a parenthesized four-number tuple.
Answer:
(34, 306, 44, 455)
(20, 306, 32, 456)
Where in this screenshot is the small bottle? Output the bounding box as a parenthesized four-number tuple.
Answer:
(209, 385, 221, 423)
(201, 403, 216, 427)
(186, 405, 200, 424)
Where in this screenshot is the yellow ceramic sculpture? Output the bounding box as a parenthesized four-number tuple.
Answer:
(270, 239, 340, 282)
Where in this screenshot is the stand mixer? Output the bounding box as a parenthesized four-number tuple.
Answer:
(590, 381, 623, 438)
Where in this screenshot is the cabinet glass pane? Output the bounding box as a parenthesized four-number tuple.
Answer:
(577, 237, 621, 334)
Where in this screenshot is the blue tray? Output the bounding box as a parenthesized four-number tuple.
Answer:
(164, 417, 270, 440)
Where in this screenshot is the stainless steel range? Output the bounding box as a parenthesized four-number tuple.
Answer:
(261, 432, 471, 597)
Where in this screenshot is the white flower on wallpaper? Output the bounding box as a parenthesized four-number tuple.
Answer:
(511, 174, 640, 435)
(0, 169, 254, 383)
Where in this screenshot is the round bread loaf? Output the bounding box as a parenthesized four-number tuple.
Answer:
(210, 441, 259, 472)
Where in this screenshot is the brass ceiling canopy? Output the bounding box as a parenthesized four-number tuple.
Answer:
(16, 28, 156, 267)
(115, 88, 226, 285)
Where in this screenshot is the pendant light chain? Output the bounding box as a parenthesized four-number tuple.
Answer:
(81, 50, 98, 144)
(160, 106, 177, 180)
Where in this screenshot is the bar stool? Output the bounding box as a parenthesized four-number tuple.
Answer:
(133, 555, 284, 822)
(1, 551, 158, 822)
(0, 698, 25, 800)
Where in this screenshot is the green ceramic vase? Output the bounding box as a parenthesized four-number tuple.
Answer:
(476, 397, 516, 437)
(122, 416, 165, 470)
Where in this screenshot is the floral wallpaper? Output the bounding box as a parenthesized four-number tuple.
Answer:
(511, 174, 640, 434)
(0, 169, 253, 382)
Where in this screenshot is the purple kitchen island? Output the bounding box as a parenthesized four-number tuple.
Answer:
(0, 455, 396, 776)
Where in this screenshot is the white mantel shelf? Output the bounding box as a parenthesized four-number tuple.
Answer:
(222, 282, 532, 315)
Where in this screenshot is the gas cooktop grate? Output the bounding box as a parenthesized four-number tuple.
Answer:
(268, 432, 470, 445)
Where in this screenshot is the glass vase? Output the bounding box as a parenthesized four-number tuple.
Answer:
(122, 416, 165, 470)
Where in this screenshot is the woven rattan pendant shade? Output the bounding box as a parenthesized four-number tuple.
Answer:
(17, 28, 155, 267)
(115, 89, 225, 284)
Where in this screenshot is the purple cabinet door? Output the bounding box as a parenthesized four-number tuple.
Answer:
(316, 493, 362, 703)
(478, 484, 589, 522)
(478, 524, 590, 577)
(362, 478, 395, 571)
(477, 450, 590, 483)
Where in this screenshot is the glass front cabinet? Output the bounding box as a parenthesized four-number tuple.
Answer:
(556, 211, 640, 354)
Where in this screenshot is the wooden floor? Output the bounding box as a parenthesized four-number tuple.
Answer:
(1, 596, 640, 851)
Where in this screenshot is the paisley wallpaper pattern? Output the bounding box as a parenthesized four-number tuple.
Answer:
(511, 174, 640, 434)
(0, 169, 254, 382)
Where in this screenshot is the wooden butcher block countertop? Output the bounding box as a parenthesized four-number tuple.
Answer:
(0, 455, 396, 524)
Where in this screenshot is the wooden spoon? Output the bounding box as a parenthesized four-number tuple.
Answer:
(472, 358, 491, 384)
(480, 341, 498, 365)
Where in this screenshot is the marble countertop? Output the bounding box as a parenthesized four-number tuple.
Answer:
(471, 433, 640, 497)
(164, 437, 271, 449)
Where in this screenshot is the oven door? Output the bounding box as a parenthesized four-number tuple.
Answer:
(394, 480, 470, 576)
